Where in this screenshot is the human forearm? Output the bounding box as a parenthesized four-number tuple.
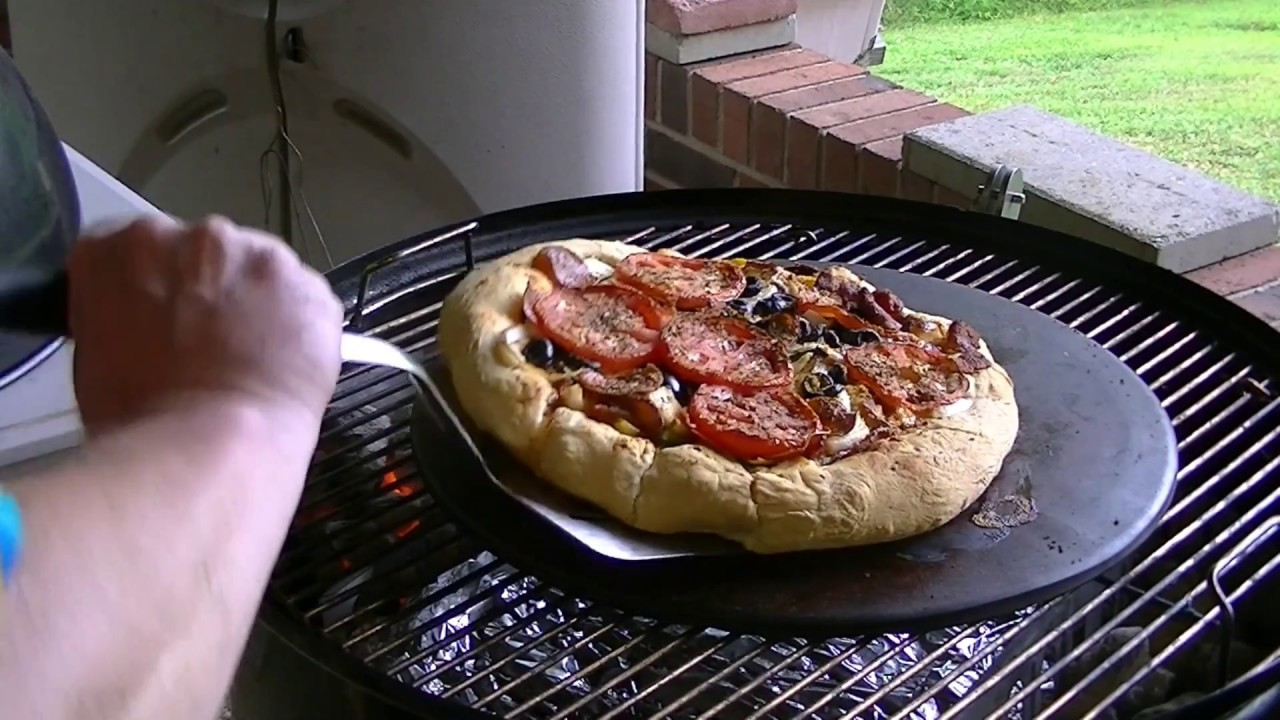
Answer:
(0, 398, 320, 719)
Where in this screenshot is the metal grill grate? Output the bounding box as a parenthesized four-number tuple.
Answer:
(268, 220, 1280, 719)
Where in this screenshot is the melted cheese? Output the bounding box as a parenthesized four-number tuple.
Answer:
(584, 257, 614, 280)
(925, 394, 975, 418)
(822, 389, 872, 455)
(646, 386, 684, 428)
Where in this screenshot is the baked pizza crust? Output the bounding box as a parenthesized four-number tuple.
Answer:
(438, 239, 1020, 554)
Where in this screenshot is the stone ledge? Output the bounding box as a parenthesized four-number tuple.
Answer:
(648, 0, 798, 37)
(903, 105, 1280, 274)
(642, 43, 1280, 329)
(647, 14, 794, 65)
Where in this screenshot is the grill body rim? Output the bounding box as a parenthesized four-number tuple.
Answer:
(248, 188, 1280, 720)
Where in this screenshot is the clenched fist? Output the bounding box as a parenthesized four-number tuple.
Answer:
(67, 215, 343, 433)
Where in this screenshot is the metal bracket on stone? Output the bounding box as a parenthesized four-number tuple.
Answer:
(972, 164, 1027, 220)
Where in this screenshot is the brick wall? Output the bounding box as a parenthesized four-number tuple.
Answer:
(642, 43, 1280, 328)
(643, 45, 971, 207)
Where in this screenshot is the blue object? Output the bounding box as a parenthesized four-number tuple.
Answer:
(0, 487, 22, 586)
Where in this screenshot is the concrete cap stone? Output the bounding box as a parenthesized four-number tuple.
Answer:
(903, 105, 1280, 273)
(647, 0, 798, 36)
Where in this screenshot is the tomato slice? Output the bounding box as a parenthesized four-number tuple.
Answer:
(577, 364, 664, 397)
(533, 246, 596, 289)
(800, 301, 919, 343)
(689, 385, 820, 462)
(661, 313, 792, 388)
(522, 284, 545, 324)
(531, 285, 666, 373)
(842, 342, 969, 414)
(615, 253, 746, 310)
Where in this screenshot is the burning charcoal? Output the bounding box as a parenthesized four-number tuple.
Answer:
(1057, 626, 1150, 718)
(1169, 637, 1263, 692)
(1132, 692, 1206, 720)
(1236, 569, 1280, 647)
(1116, 667, 1173, 718)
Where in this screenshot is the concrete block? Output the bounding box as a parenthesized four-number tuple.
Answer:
(646, 16, 796, 65)
(903, 105, 1280, 273)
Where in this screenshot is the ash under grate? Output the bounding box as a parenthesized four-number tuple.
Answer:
(266, 219, 1280, 719)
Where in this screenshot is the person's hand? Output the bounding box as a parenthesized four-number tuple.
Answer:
(67, 215, 343, 434)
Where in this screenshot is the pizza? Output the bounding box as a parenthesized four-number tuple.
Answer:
(437, 239, 1019, 554)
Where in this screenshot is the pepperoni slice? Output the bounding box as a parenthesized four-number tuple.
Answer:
(661, 313, 791, 388)
(522, 284, 545, 324)
(689, 385, 820, 462)
(533, 246, 596, 289)
(615, 253, 746, 310)
(842, 342, 969, 414)
(532, 286, 667, 373)
(801, 303, 881, 332)
(577, 364, 664, 396)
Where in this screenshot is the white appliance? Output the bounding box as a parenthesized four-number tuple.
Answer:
(1, 0, 645, 472)
(0, 147, 161, 473)
(8, 0, 645, 269)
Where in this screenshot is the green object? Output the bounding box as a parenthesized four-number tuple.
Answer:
(877, 0, 1280, 206)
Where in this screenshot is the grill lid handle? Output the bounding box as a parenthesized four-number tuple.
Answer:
(973, 164, 1026, 220)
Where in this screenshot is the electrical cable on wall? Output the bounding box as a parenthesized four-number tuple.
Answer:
(259, 0, 333, 269)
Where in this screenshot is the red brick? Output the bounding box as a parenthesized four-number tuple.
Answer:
(1184, 245, 1280, 296)
(858, 137, 902, 197)
(796, 89, 936, 135)
(693, 47, 825, 86)
(646, 129, 737, 188)
(725, 62, 861, 173)
(829, 103, 970, 150)
(780, 89, 922, 190)
(726, 62, 864, 100)
(690, 48, 821, 150)
(762, 74, 898, 115)
(755, 74, 894, 184)
(785, 119, 822, 188)
(648, 0, 799, 37)
(935, 186, 972, 209)
(644, 54, 659, 122)
(751, 102, 787, 179)
(659, 58, 689, 134)
(690, 77, 720, 147)
(820, 135, 859, 193)
(900, 170, 936, 203)
(721, 91, 751, 165)
(1234, 285, 1280, 326)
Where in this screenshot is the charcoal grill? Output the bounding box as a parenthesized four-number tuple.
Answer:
(233, 190, 1280, 720)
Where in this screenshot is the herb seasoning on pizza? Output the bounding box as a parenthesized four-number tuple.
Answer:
(438, 240, 1019, 554)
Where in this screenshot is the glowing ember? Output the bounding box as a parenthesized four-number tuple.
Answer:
(380, 470, 422, 539)
(380, 471, 415, 498)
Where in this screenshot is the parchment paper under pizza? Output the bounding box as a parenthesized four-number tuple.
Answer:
(436, 239, 1019, 555)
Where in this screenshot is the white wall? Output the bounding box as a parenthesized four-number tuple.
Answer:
(795, 0, 886, 64)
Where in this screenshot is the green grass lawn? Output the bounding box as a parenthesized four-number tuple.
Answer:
(875, 0, 1280, 204)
